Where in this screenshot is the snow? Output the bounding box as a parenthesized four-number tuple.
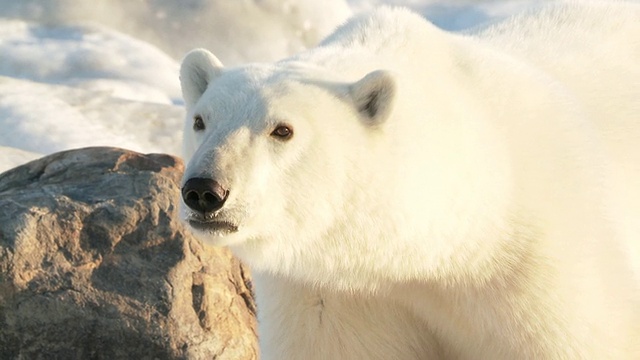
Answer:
(0, 76, 183, 156)
(0, 0, 538, 173)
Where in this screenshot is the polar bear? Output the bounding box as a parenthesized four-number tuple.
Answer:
(179, 2, 640, 359)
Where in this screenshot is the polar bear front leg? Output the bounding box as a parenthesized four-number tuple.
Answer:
(253, 272, 440, 360)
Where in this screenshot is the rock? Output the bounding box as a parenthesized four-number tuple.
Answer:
(0, 147, 257, 359)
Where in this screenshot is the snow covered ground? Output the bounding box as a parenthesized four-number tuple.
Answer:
(0, 0, 539, 172)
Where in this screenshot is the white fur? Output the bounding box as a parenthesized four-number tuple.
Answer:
(180, 2, 640, 359)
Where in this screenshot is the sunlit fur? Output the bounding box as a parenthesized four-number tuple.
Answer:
(180, 2, 640, 359)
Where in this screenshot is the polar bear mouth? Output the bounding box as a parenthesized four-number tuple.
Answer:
(188, 219, 238, 233)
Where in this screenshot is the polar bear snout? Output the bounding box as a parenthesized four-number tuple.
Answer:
(181, 177, 229, 215)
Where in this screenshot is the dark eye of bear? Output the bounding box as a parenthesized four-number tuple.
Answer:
(271, 124, 293, 140)
(193, 115, 205, 131)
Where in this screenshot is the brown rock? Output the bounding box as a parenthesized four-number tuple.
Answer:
(0, 147, 257, 360)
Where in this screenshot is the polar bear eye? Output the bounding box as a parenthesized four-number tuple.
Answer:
(270, 124, 293, 140)
(193, 115, 205, 131)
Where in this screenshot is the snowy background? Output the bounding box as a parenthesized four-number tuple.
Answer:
(0, 0, 541, 172)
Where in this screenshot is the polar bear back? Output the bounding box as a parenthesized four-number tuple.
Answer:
(481, 2, 640, 175)
(480, 1, 640, 275)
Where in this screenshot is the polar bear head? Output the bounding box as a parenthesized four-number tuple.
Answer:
(179, 49, 402, 283)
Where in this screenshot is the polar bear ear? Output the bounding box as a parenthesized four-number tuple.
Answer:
(180, 48, 224, 107)
(349, 70, 396, 126)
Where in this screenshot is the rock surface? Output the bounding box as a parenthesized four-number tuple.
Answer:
(0, 147, 257, 359)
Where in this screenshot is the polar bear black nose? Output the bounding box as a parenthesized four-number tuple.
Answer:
(181, 178, 229, 215)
